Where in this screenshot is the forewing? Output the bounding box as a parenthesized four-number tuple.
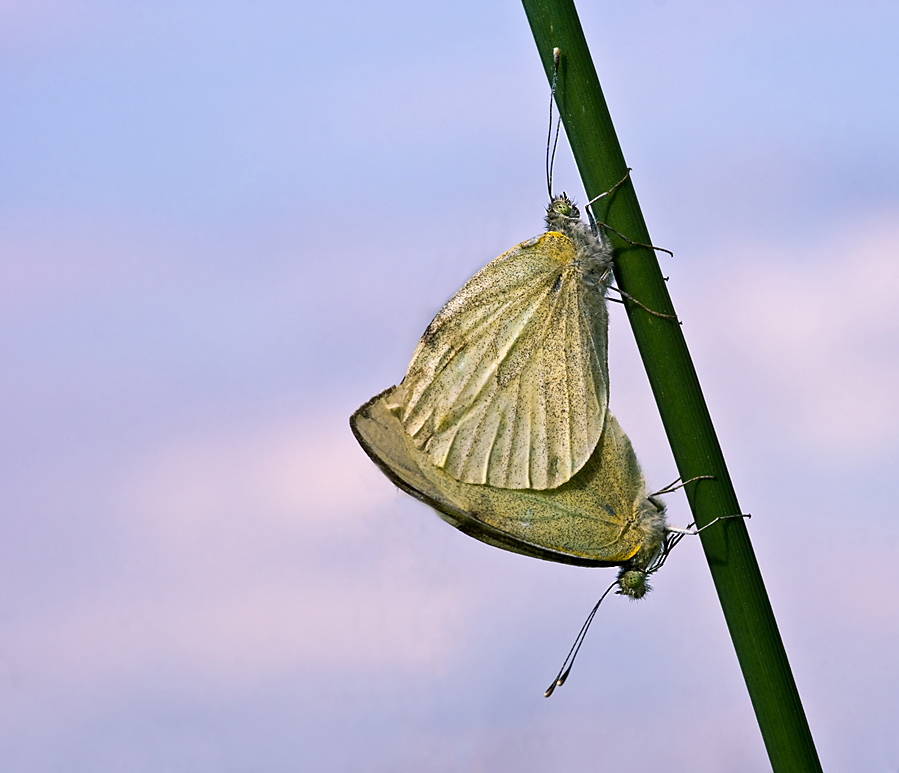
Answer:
(400, 232, 608, 490)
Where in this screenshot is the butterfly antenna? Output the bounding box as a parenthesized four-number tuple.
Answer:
(544, 579, 617, 698)
(546, 47, 562, 200)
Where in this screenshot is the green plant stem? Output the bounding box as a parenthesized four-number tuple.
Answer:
(520, 2, 822, 771)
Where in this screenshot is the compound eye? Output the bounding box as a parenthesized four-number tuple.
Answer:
(551, 198, 571, 216)
(617, 569, 648, 599)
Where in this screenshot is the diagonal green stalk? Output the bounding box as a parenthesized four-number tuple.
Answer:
(520, 2, 822, 771)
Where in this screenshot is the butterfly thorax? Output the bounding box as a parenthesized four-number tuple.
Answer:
(545, 194, 614, 290)
(615, 498, 668, 599)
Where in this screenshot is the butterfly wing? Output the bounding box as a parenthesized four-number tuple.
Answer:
(350, 387, 603, 566)
(351, 387, 656, 566)
(399, 232, 609, 491)
(409, 407, 651, 564)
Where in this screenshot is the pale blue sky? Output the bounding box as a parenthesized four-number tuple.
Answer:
(2, 1, 898, 770)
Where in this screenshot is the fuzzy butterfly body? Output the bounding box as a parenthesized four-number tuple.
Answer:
(399, 196, 613, 491)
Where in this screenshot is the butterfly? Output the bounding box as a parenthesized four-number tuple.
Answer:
(396, 195, 614, 492)
(349, 190, 712, 697)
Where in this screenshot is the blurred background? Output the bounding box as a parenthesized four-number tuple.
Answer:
(2, 0, 898, 770)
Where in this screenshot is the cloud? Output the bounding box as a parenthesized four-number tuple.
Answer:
(3, 570, 468, 692)
(0, 409, 478, 699)
(683, 210, 899, 460)
(122, 413, 382, 533)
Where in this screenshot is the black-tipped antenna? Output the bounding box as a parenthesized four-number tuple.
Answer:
(543, 510, 751, 698)
(544, 579, 617, 698)
(545, 47, 562, 199)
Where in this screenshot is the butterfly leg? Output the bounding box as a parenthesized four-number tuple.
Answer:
(585, 167, 634, 208)
(668, 513, 752, 536)
(608, 286, 680, 322)
(598, 222, 675, 257)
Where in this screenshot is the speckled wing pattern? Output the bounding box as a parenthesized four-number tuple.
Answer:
(350, 386, 654, 566)
(398, 232, 609, 491)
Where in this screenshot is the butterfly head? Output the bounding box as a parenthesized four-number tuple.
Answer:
(546, 194, 581, 224)
(616, 568, 650, 599)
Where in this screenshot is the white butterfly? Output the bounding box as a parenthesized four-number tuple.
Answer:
(396, 195, 613, 490)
